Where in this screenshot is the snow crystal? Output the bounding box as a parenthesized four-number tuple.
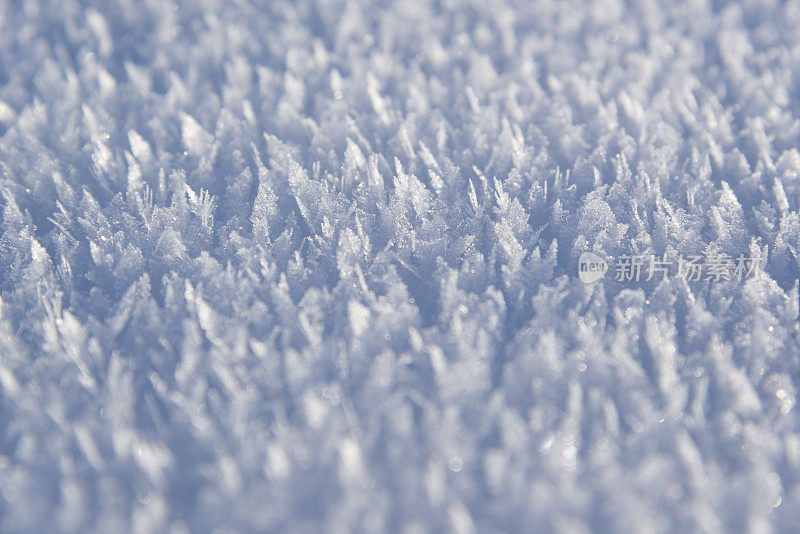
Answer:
(0, 0, 798, 532)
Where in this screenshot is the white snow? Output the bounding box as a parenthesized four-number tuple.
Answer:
(0, 0, 798, 532)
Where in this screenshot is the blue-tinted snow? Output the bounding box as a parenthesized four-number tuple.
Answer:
(0, 0, 798, 532)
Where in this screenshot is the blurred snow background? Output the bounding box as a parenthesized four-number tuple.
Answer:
(0, 0, 799, 531)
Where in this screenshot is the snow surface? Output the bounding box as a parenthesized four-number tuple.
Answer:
(0, 0, 799, 532)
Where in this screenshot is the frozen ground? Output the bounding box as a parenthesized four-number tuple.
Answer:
(0, 0, 799, 532)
